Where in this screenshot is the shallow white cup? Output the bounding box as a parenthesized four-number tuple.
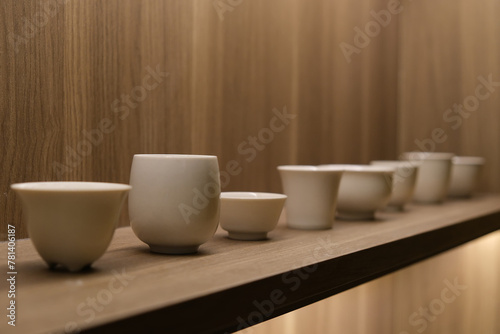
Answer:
(370, 160, 419, 211)
(129, 154, 220, 254)
(448, 156, 485, 198)
(323, 165, 394, 220)
(11, 182, 131, 272)
(277, 165, 344, 230)
(401, 152, 454, 204)
(220, 192, 287, 240)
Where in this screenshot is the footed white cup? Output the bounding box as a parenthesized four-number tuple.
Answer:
(220, 192, 286, 241)
(371, 160, 419, 211)
(402, 152, 454, 204)
(11, 182, 131, 272)
(323, 165, 394, 220)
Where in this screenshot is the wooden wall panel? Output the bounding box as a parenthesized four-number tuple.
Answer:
(0, 1, 498, 333)
(398, 0, 500, 192)
(0, 0, 399, 239)
(1, 0, 66, 239)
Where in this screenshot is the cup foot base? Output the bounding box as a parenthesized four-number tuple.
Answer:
(448, 193, 473, 199)
(384, 205, 405, 212)
(413, 199, 444, 205)
(227, 231, 268, 241)
(149, 245, 199, 255)
(45, 261, 92, 272)
(286, 223, 333, 230)
(337, 211, 375, 221)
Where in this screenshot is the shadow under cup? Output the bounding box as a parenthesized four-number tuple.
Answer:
(129, 154, 221, 254)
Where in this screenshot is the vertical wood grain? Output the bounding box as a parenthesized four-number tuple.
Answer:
(1, 1, 498, 332)
(1, 0, 66, 238)
(1, 0, 399, 239)
(398, 0, 500, 192)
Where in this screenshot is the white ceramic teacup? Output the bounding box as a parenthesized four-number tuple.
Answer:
(401, 152, 454, 204)
(11, 182, 131, 272)
(277, 165, 344, 230)
(220, 192, 287, 240)
(370, 160, 419, 211)
(448, 156, 485, 198)
(129, 154, 221, 254)
(323, 165, 394, 220)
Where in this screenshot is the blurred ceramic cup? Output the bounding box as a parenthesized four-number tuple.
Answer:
(401, 152, 454, 204)
(370, 161, 419, 211)
(11, 182, 131, 272)
(448, 156, 485, 198)
(326, 165, 394, 220)
(277, 165, 344, 230)
(129, 154, 220, 254)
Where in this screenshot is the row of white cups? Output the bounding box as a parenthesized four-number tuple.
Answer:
(11, 152, 484, 272)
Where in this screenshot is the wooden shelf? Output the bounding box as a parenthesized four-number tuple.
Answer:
(2, 194, 500, 334)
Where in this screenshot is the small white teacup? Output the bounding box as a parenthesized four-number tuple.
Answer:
(129, 154, 221, 254)
(448, 156, 485, 198)
(324, 165, 394, 220)
(11, 182, 131, 272)
(277, 165, 344, 230)
(370, 160, 419, 211)
(220, 192, 287, 241)
(401, 152, 454, 204)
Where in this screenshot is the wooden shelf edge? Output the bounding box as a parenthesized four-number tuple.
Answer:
(3, 195, 500, 334)
(80, 211, 500, 334)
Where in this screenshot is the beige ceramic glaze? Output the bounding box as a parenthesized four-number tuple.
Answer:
(402, 152, 454, 204)
(129, 154, 220, 254)
(322, 165, 394, 220)
(220, 192, 286, 241)
(278, 165, 344, 230)
(11, 182, 131, 272)
(448, 156, 485, 198)
(371, 161, 419, 211)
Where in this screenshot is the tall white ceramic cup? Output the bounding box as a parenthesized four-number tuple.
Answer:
(401, 152, 454, 204)
(129, 154, 221, 254)
(277, 165, 344, 230)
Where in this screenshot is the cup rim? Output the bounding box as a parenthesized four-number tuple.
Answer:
(221, 192, 287, 200)
(452, 156, 485, 165)
(133, 154, 217, 159)
(277, 165, 344, 172)
(401, 152, 455, 160)
(319, 164, 395, 173)
(370, 160, 418, 169)
(11, 182, 132, 192)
